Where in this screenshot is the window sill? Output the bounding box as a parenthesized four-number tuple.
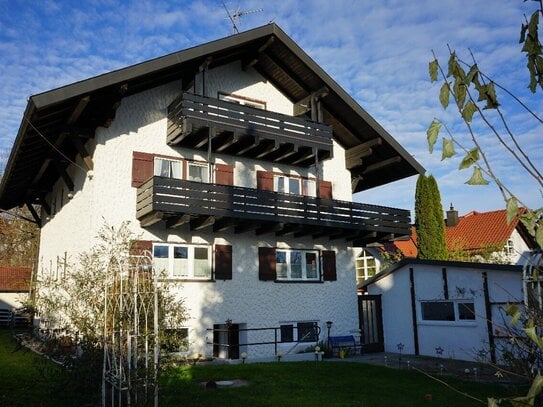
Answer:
(418, 320, 477, 327)
(158, 278, 215, 283)
(274, 280, 323, 284)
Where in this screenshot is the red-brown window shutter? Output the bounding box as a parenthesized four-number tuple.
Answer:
(319, 180, 333, 199)
(215, 164, 234, 186)
(130, 240, 153, 256)
(214, 244, 232, 280)
(322, 250, 337, 281)
(132, 152, 154, 187)
(257, 171, 274, 191)
(258, 247, 276, 281)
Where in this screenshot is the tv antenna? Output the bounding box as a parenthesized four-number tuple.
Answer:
(222, 2, 263, 34)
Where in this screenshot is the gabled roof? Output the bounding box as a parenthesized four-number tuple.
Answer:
(358, 258, 522, 290)
(386, 208, 533, 258)
(0, 23, 423, 210)
(0, 266, 31, 292)
(446, 209, 526, 251)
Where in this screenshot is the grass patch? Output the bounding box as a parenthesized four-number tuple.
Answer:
(161, 361, 525, 406)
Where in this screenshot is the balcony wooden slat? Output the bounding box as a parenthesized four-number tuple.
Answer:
(137, 177, 410, 238)
(167, 92, 333, 165)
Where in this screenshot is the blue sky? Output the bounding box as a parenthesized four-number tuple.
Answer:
(1, 0, 541, 217)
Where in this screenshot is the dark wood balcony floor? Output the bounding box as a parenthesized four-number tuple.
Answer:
(167, 93, 333, 167)
(136, 177, 410, 246)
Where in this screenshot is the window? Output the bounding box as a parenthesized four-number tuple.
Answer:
(356, 250, 378, 283)
(273, 175, 316, 197)
(280, 321, 318, 343)
(420, 301, 476, 322)
(187, 162, 209, 183)
(154, 157, 182, 179)
(276, 249, 319, 280)
(162, 328, 189, 353)
(153, 244, 211, 279)
(503, 239, 515, 256)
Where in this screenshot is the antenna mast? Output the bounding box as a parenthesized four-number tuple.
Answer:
(222, 2, 263, 34)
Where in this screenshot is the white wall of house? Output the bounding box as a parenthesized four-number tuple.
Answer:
(508, 228, 532, 266)
(37, 62, 359, 357)
(366, 263, 522, 362)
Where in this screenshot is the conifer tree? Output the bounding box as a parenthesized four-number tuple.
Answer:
(414, 174, 447, 260)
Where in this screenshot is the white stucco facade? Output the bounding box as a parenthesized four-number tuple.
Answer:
(37, 62, 360, 358)
(364, 261, 523, 362)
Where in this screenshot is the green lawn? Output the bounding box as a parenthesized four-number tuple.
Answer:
(0, 331, 525, 406)
(160, 361, 523, 407)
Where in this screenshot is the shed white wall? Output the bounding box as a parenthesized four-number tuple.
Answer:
(0, 292, 28, 310)
(37, 62, 359, 357)
(366, 264, 523, 361)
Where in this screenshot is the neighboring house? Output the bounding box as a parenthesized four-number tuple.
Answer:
(359, 259, 523, 362)
(356, 207, 535, 283)
(0, 24, 423, 358)
(0, 266, 31, 310)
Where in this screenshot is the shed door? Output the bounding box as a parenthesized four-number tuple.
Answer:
(358, 295, 384, 353)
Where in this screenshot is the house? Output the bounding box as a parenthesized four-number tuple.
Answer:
(0, 24, 423, 359)
(0, 266, 32, 326)
(359, 259, 523, 362)
(355, 207, 536, 284)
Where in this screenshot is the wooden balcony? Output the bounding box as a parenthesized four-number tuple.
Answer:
(167, 93, 333, 167)
(136, 177, 410, 245)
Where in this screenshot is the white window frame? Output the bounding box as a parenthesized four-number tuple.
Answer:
(218, 92, 266, 110)
(187, 161, 209, 183)
(273, 175, 316, 197)
(152, 243, 211, 280)
(356, 249, 378, 283)
(419, 300, 476, 325)
(276, 249, 319, 281)
(503, 239, 515, 256)
(154, 157, 183, 179)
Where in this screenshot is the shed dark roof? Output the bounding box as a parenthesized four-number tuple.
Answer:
(358, 258, 523, 290)
(0, 23, 423, 210)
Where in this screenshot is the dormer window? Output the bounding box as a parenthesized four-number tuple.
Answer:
(503, 239, 515, 256)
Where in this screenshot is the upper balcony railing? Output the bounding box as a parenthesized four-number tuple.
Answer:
(136, 176, 410, 245)
(167, 93, 333, 167)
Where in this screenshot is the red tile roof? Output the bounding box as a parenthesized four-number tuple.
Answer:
(388, 209, 524, 258)
(445, 209, 522, 252)
(0, 266, 31, 291)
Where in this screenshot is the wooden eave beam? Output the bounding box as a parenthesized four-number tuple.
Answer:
(272, 144, 298, 162)
(39, 196, 51, 216)
(71, 137, 94, 171)
(140, 212, 163, 227)
(362, 156, 402, 175)
(254, 140, 279, 159)
(67, 96, 90, 125)
(25, 202, 41, 225)
(261, 52, 311, 94)
(234, 136, 260, 155)
(276, 224, 302, 236)
(214, 133, 239, 152)
(242, 36, 275, 70)
(345, 138, 382, 160)
(213, 218, 237, 232)
(165, 214, 191, 229)
(290, 148, 315, 166)
(190, 216, 215, 231)
(255, 222, 284, 236)
(234, 221, 260, 234)
(53, 161, 74, 191)
(346, 148, 374, 170)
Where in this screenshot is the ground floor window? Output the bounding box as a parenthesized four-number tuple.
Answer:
(280, 321, 318, 343)
(153, 243, 211, 279)
(420, 300, 475, 322)
(276, 249, 319, 280)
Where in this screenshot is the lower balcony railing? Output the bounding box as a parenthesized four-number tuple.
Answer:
(136, 176, 410, 244)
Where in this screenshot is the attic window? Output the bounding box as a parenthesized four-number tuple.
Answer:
(503, 239, 515, 256)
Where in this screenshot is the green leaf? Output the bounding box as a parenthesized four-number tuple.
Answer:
(520, 212, 537, 235)
(447, 52, 456, 77)
(441, 138, 456, 160)
(459, 148, 479, 170)
(520, 23, 528, 44)
(506, 197, 519, 225)
(487, 398, 500, 407)
(536, 223, 543, 250)
(484, 82, 499, 109)
(527, 375, 543, 402)
(506, 303, 521, 326)
(465, 167, 489, 185)
(439, 83, 449, 108)
(426, 120, 441, 153)
(524, 326, 543, 348)
(462, 100, 477, 123)
(454, 80, 467, 108)
(429, 59, 439, 82)
(465, 64, 479, 84)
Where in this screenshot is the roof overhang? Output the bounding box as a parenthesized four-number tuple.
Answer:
(0, 23, 424, 210)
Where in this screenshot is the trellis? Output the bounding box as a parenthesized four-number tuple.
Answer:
(102, 250, 159, 407)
